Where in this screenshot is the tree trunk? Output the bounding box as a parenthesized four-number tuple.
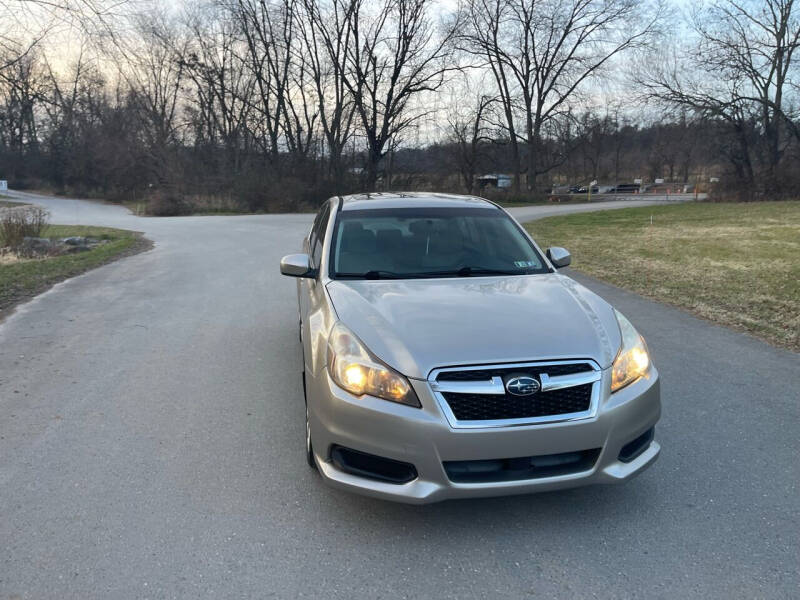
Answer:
(527, 147, 536, 193)
(509, 137, 521, 194)
(365, 152, 380, 191)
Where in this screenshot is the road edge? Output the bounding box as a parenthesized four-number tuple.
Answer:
(0, 233, 154, 324)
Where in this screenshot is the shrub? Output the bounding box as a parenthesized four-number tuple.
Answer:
(145, 191, 191, 216)
(0, 205, 50, 248)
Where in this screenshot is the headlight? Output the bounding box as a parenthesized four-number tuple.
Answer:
(611, 310, 651, 393)
(327, 322, 421, 407)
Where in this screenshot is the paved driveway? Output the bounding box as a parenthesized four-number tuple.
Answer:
(1, 191, 797, 599)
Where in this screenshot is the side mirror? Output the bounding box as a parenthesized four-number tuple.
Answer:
(546, 247, 572, 269)
(280, 253, 315, 278)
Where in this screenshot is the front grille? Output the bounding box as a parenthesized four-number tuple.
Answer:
(442, 383, 592, 421)
(431, 361, 599, 425)
(436, 362, 592, 382)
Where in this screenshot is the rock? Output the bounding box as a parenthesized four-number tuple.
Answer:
(60, 236, 88, 246)
(65, 245, 91, 253)
(21, 237, 53, 252)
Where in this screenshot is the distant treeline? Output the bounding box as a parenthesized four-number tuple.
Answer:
(1, 0, 798, 213)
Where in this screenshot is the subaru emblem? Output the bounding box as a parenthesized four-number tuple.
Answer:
(505, 375, 541, 396)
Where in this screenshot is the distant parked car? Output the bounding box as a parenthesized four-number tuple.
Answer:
(476, 173, 514, 189)
(610, 184, 640, 194)
(550, 185, 571, 194)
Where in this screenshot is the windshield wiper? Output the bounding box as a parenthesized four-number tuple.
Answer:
(457, 266, 521, 276)
(419, 266, 522, 277)
(336, 267, 525, 280)
(336, 270, 403, 279)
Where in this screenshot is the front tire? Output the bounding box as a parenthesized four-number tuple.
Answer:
(302, 370, 317, 470)
(305, 403, 316, 469)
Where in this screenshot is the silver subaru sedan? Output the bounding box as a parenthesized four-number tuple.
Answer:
(280, 192, 660, 504)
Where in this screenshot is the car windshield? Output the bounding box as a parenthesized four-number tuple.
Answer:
(330, 207, 549, 279)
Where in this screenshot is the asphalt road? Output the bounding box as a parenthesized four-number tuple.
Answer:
(1, 191, 797, 599)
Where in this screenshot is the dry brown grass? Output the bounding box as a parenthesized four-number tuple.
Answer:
(0, 254, 25, 265)
(0, 205, 50, 248)
(526, 201, 800, 351)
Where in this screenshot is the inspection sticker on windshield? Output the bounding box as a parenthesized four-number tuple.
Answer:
(514, 260, 536, 268)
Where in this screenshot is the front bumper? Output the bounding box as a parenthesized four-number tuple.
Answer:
(309, 366, 660, 504)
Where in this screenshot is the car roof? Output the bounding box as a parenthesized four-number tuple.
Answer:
(337, 191, 499, 211)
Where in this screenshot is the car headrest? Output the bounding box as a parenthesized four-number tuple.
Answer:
(429, 220, 464, 252)
(341, 228, 376, 253)
(376, 229, 403, 251)
(342, 221, 365, 236)
(409, 220, 433, 235)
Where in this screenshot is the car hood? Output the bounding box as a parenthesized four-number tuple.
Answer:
(326, 274, 621, 380)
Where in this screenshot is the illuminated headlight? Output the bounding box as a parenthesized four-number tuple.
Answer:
(611, 310, 651, 393)
(327, 322, 421, 407)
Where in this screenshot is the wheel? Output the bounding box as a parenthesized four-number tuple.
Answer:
(305, 402, 317, 470)
(302, 370, 317, 469)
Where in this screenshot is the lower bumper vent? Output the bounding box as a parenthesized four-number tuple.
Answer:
(330, 445, 418, 484)
(444, 448, 600, 483)
(618, 427, 655, 463)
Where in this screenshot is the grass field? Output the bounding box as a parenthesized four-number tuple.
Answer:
(0, 199, 26, 208)
(0, 225, 150, 317)
(525, 201, 800, 351)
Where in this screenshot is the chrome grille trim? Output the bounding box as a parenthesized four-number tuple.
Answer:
(540, 371, 601, 391)
(428, 360, 601, 429)
(431, 376, 505, 395)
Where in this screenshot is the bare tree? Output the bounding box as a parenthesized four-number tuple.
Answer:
(446, 91, 494, 193)
(639, 0, 800, 195)
(461, 0, 661, 193)
(182, 2, 256, 173)
(323, 0, 461, 190)
(643, 113, 698, 183)
(577, 110, 614, 182)
(111, 10, 190, 185)
(231, 0, 318, 166)
(298, 0, 356, 185)
(0, 0, 133, 71)
(0, 49, 45, 155)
